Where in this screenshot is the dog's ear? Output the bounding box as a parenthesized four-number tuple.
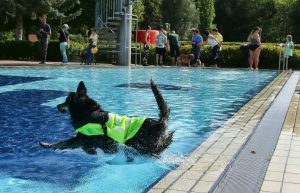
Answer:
(77, 81, 87, 95)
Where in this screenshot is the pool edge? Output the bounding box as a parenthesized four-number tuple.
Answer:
(147, 71, 292, 193)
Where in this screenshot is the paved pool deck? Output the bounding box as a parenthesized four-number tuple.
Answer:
(0, 60, 116, 67)
(148, 71, 300, 193)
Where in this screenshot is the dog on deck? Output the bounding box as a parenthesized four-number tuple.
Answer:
(179, 54, 204, 67)
(179, 54, 194, 66)
(77, 51, 86, 65)
(39, 80, 174, 160)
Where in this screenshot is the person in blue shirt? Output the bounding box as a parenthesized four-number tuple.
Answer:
(38, 16, 51, 64)
(191, 29, 203, 66)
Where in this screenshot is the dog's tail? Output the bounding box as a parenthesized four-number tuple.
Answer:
(150, 79, 170, 125)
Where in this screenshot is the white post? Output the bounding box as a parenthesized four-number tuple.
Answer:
(116, 0, 132, 66)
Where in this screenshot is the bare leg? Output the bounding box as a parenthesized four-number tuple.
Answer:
(159, 55, 163, 65)
(248, 50, 254, 69)
(253, 48, 261, 69)
(172, 57, 175, 65)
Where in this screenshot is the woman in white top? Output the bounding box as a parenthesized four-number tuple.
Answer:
(204, 31, 221, 68)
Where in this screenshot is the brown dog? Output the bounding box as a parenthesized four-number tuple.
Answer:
(179, 54, 194, 66)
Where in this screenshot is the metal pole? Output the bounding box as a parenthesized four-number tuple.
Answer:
(124, 7, 127, 65)
(127, 1, 132, 66)
(278, 44, 282, 71)
(136, 18, 138, 65)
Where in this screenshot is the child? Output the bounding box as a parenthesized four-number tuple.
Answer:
(284, 35, 294, 69)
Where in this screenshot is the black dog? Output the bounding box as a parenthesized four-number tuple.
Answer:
(39, 80, 174, 159)
(79, 52, 86, 65)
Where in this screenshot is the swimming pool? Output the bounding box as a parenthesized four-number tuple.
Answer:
(0, 67, 278, 193)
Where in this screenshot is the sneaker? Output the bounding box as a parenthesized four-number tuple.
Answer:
(61, 62, 68, 65)
(39, 62, 46, 64)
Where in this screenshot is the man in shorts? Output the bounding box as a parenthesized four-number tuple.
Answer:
(168, 30, 180, 65)
(156, 28, 168, 66)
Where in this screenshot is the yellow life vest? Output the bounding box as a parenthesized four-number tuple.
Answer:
(75, 113, 145, 144)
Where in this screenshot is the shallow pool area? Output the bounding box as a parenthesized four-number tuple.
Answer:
(0, 67, 278, 193)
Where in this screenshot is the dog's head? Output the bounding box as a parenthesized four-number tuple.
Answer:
(57, 81, 103, 120)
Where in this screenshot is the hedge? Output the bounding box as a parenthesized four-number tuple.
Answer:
(0, 40, 299, 70)
(147, 44, 300, 70)
(0, 40, 61, 61)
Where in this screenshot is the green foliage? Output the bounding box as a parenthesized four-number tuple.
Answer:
(289, 0, 300, 42)
(0, 41, 38, 60)
(214, 0, 295, 42)
(0, 31, 15, 42)
(69, 34, 87, 54)
(0, 0, 82, 40)
(133, 0, 145, 24)
(0, 40, 82, 61)
(145, 43, 300, 69)
(161, 0, 199, 40)
(141, 0, 162, 29)
(68, 0, 95, 35)
(194, 0, 215, 31)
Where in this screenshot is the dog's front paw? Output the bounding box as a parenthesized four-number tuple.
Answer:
(82, 147, 97, 155)
(39, 142, 51, 148)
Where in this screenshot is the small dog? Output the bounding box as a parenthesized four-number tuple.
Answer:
(179, 54, 194, 66)
(39, 80, 174, 160)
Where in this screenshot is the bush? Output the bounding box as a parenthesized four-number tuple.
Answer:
(0, 41, 38, 60)
(0, 40, 75, 61)
(0, 31, 15, 43)
(146, 43, 300, 70)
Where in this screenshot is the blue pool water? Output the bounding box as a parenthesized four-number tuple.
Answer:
(0, 67, 277, 193)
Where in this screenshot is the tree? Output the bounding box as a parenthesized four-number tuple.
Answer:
(141, 0, 162, 29)
(161, 0, 199, 39)
(214, 0, 277, 42)
(289, 0, 300, 42)
(133, 0, 145, 25)
(0, 0, 82, 40)
(194, 0, 215, 31)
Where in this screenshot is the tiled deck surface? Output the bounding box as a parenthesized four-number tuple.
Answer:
(148, 71, 299, 193)
(260, 73, 300, 193)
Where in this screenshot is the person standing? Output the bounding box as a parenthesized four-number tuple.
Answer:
(86, 28, 98, 65)
(38, 16, 51, 64)
(247, 26, 262, 70)
(155, 28, 167, 66)
(284, 35, 295, 69)
(212, 28, 223, 46)
(142, 26, 151, 66)
(168, 30, 180, 66)
(204, 31, 221, 68)
(59, 24, 70, 65)
(191, 29, 203, 66)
